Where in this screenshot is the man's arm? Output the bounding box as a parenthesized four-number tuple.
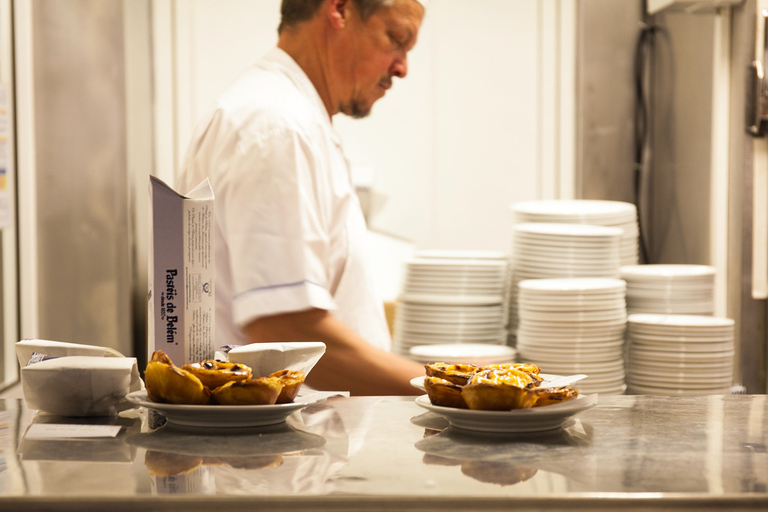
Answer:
(242, 308, 424, 395)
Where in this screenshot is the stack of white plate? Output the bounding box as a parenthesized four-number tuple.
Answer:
(626, 314, 734, 395)
(620, 264, 716, 316)
(512, 199, 639, 266)
(516, 278, 627, 395)
(508, 223, 623, 333)
(393, 251, 510, 356)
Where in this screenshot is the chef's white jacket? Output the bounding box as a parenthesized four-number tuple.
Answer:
(177, 48, 391, 352)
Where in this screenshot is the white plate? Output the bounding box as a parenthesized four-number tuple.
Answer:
(414, 394, 598, 433)
(407, 262, 509, 271)
(516, 337, 625, 349)
(629, 340, 734, 353)
(518, 310, 627, 322)
(627, 331, 733, 342)
(512, 199, 637, 218)
(125, 391, 327, 428)
(415, 249, 509, 260)
(398, 314, 507, 325)
(519, 318, 627, 330)
(514, 222, 624, 238)
(626, 357, 734, 370)
(620, 264, 715, 279)
(628, 347, 735, 361)
(627, 314, 734, 328)
(399, 293, 504, 306)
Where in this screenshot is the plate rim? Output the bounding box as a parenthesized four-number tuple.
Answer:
(125, 389, 325, 414)
(414, 393, 598, 427)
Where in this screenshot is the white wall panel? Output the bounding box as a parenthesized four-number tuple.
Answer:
(429, 0, 539, 251)
(164, 0, 564, 254)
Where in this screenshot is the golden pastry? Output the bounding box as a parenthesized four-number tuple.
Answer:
(461, 368, 537, 410)
(211, 376, 283, 406)
(181, 359, 253, 390)
(483, 363, 543, 388)
(533, 385, 579, 407)
(424, 375, 469, 409)
(483, 363, 541, 376)
(144, 350, 211, 405)
(424, 362, 478, 386)
(269, 369, 306, 403)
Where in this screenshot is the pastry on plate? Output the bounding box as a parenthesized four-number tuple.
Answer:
(144, 350, 211, 405)
(461, 368, 538, 410)
(269, 369, 306, 403)
(211, 376, 283, 405)
(424, 375, 469, 409)
(181, 359, 253, 390)
(533, 385, 579, 407)
(424, 362, 478, 386)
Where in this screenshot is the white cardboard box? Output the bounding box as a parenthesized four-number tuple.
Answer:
(148, 176, 215, 364)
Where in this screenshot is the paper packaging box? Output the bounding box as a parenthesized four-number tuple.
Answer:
(149, 176, 215, 365)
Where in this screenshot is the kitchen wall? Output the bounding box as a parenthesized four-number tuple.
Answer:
(12, 0, 643, 362)
(155, 0, 578, 255)
(15, 0, 153, 359)
(575, 0, 641, 204)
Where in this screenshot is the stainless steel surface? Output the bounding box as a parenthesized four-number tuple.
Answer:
(575, 0, 642, 204)
(648, 11, 715, 265)
(1, 394, 768, 511)
(747, 8, 768, 137)
(728, 0, 768, 395)
(28, 0, 151, 358)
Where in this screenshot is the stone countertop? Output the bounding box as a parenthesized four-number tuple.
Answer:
(0, 393, 767, 511)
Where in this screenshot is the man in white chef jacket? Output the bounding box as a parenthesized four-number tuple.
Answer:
(177, 0, 426, 395)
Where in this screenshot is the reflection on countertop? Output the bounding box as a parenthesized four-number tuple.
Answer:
(0, 394, 766, 510)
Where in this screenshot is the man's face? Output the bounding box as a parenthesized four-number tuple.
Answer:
(338, 0, 424, 118)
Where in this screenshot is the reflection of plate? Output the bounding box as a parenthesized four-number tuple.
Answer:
(126, 420, 326, 457)
(414, 394, 598, 433)
(125, 391, 326, 428)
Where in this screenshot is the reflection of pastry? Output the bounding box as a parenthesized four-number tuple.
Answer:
(145, 450, 203, 477)
(211, 377, 283, 405)
(217, 454, 283, 470)
(461, 460, 537, 486)
(181, 360, 253, 390)
(462, 368, 537, 410)
(422, 453, 462, 466)
(145, 451, 284, 476)
(144, 350, 211, 405)
(424, 376, 468, 409)
(269, 370, 306, 403)
(533, 386, 579, 407)
(424, 362, 478, 386)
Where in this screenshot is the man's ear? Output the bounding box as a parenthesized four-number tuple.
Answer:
(326, 0, 351, 29)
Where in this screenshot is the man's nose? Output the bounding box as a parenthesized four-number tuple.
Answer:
(391, 55, 408, 79)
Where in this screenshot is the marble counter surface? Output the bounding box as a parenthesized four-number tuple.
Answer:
(0, 394, 767, 511)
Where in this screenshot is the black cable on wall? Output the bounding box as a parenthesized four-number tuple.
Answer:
(633, 0, 655, 264)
